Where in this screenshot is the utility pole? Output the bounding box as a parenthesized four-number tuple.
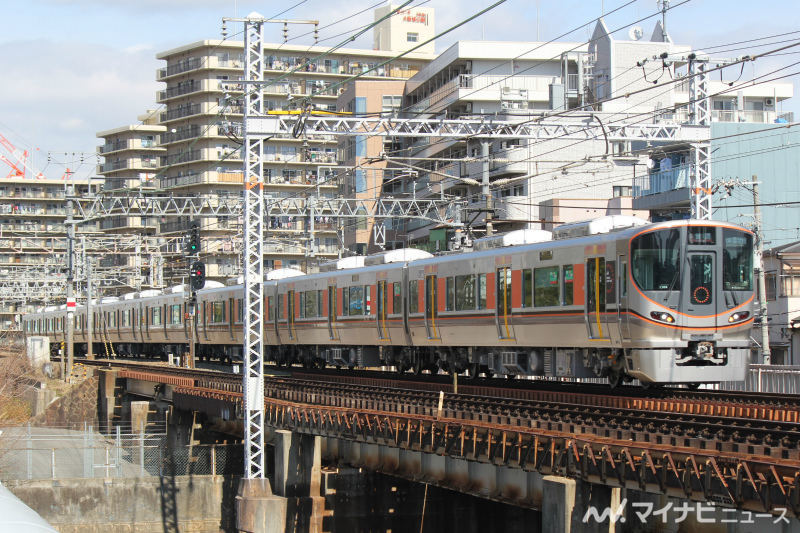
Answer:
(753, 176, 771, 364)
(85, 240, 93, 361)
(65, 188, 75, 381)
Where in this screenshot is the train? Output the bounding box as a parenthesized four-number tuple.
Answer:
(24, 216, 756, 386)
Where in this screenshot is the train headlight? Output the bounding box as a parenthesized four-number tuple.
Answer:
(728, 311, 750, 323)
(650, 311, 675, 323)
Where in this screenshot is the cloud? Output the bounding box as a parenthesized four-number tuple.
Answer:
(0, 39, 159, 177)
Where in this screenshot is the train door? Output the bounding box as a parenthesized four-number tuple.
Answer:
(687, 252, 719, 330)
(585, 257, 608, 340)
(424, 275, 440, 339)
(327, 286, 339, 340)
(376, 280, 390, 340)
(495, 267, 515, 340)
(286, 290, 296, 340)
(618, 256, 631, 340)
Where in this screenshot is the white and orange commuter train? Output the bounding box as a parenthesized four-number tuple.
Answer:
(25, 217, 755, 385)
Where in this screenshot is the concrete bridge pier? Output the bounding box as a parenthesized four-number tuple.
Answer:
(97, 368, 118, 432)
(274, 429, 325, 533)
(542, 475, 622, 533)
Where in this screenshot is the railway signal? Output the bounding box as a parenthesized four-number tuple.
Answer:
(187, 223, 200, 255)
(189, 261, 205, 291)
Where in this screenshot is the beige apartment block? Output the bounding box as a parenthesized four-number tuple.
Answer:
(155, 39, 433, 276)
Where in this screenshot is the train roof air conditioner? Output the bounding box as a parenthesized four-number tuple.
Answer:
(552, 215, 649, 240)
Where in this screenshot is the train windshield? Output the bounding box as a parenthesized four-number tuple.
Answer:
(722, 229, 753, 291)
(631, 228, 681, 291)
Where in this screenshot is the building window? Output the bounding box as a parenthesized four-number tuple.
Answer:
(765, 272, 777, 301)
(382, 95, 402, 114)
(613, 185, 632, 197)
(407, 32, 418, 42)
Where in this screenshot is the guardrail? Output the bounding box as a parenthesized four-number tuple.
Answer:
(718, 364, 800, 394)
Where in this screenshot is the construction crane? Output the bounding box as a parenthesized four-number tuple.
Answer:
(0, 133, 44, 180)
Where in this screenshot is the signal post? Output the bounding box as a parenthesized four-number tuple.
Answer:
(185, 222, 204, 368)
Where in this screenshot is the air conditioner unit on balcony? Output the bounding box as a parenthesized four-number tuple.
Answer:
(765, 98, 774, 107)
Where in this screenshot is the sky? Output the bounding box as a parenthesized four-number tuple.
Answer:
(1, 0, 799, 180)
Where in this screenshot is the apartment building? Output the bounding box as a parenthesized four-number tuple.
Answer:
(382, 19, 794, 249)
(0, 176, 99, 330)
(154, 38, 433, 278)
(763, 241, 800, 364)
(95, 112, 166, 290)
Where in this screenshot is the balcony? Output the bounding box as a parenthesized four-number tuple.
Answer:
(633, 164, 690, 197)
(161, 104, 202, 122)
(158, 57, 202, 80)
(161, 149, 202, 166)
(100, 216, 156, 231)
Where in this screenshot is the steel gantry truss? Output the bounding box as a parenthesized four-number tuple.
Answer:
(236, 26, 715, 480)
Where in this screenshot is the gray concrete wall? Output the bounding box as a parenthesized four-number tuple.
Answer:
(5, 475, 236, 533)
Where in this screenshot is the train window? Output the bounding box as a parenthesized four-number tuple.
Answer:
(445, 277, 455, 311)
(317, 290, 324, 317)
(152, 306, 162, 326)
(408, 280, 419, 313)
(605, 261, 616, 305)
(364, 286, 371, 315)
(620, 261, 627, 298)
(390, 283, 400, 314)
(497, 268, 512, 315)
(349, 286, 363, 316)
(237, 299, 244, 322)
(522, 269, 533, 307)
(211, 301, 226, 323)
(267, 297, 274, 321)
(631, 228, 681, 291)
(723, 230, 753, 291)
(109, 311, 117, 328)
(690, 255, 714, 305)
(563, 265, 574, 305)
(534, 267, 559, 307)
(477, 274, 487, 309)
(170, 304, 182, 325)
(342, 288, 350, 316)
(304, 290, 317, 318)
(278, 296, 284, 319)
(455, 274, 476, 311)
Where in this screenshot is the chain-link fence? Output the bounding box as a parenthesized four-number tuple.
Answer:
(0, 424, 243, 482)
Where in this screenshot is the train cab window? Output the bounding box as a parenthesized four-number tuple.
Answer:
(522, 269, 533, 307)
(631, 228, 681, 291)
(534, 267, 559, 307)
(477, 274, 487, 309)
(348, 286, 363, 316)
(408, 280, 419, 313)
(445, 277, 455, 311)
(211, 301, 226, 323)
(723, 230, 753, 291)
(455, 274, 476, 311)
(563, 265, 574, 305)
(170, 304, 182, 325)
(392, 282, 402, 314)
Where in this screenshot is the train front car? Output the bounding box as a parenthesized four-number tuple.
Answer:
(625, 221, 754, 384)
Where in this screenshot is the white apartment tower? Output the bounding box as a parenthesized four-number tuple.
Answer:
(374, 3, 435, 55)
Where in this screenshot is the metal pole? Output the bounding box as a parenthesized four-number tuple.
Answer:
(65, 191, 75, 381)
(86, 250, 93, 361)
(753, 177, 771, 364)
(482, 141, 493, 236)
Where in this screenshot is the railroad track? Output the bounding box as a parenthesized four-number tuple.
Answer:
(76, 357, 800, 451)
